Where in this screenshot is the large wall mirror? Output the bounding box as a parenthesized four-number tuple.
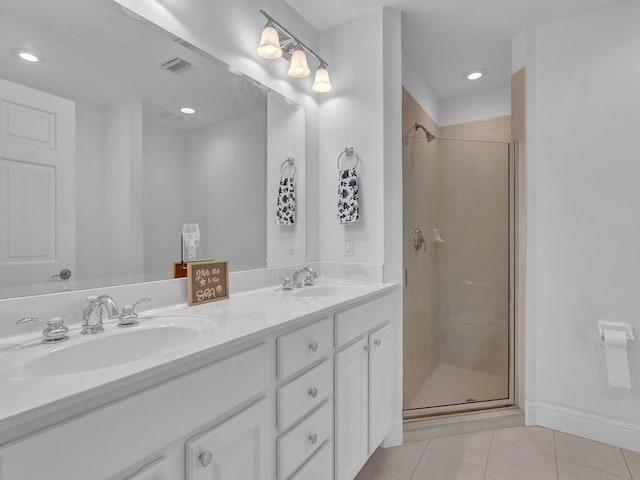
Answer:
(0, 0, 306, 299)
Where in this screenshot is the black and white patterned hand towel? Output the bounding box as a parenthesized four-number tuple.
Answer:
(338, 167, 360, 224)
(275, 176, 296, 225)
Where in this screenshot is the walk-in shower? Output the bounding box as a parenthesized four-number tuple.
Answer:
(403, 122, 515, 418)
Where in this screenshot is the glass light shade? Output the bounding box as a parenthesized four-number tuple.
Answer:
(257, 25, 283, 59)
(288, 49, 311, 78)
(312, 66, 332, 93)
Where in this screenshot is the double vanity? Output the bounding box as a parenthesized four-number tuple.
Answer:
(0, 279, 397, 480)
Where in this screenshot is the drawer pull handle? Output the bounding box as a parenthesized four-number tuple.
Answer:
(199, 451, 213, 467)
(309, 433, 318, 445)
(309, 387, 319, 398)
(308, 341, 319, 352)
(364, 344, 371, 351)
(374, 339, 381, 346)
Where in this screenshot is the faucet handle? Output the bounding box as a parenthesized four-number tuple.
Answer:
(17, 317, 69, 344)
(117, 298, 151, 327)
(276, 276, 294, 290)
(132, 297, 152, 311)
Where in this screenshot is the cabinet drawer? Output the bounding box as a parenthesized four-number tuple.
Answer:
(291, 441, 333, 480)
(277, 359, 332, 431)
(277, 401, 332, 480)
(335, 295, 392, 347)
(278, 317, 332, 379)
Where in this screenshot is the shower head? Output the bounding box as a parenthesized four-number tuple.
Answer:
(415, 122, 436, 143)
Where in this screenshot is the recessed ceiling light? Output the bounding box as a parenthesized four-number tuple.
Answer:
(179, 107, 196, 115)
(17, 51, 39, 63)
(466, 70, 486, 81)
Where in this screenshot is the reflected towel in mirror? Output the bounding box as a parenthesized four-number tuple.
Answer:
(338, 168, 359, 224)
(276, 176, 296, 225)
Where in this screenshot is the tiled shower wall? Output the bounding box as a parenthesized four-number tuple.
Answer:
(402, 88, 511, 408)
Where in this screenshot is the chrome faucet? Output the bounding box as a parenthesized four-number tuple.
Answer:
(82, 295, 119, 335)
(292, 267, 319, 288)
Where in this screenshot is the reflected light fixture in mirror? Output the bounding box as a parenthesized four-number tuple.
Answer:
(257, 20, 283, 59)
(257, 9, 332, 93)
(15, 50, 39, 62)
(288, 48, 310, 78)
(466, 69, 486, 80)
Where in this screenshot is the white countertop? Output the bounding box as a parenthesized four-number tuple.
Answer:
(0, 279, 396, 444)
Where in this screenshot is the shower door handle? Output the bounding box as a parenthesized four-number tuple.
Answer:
(413, 229, 426, 251)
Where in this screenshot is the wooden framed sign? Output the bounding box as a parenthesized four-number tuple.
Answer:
(186, 260, 229, 306)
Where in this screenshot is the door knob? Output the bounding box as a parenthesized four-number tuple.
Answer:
(308, 341, 319, 352)
(309, 387, 319, 398)
(199, 451, 213, 467)
(51, 269, 72, 280)
(308, 433, 318, 445)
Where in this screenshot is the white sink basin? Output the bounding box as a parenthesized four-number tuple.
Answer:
(23, 321, 203, 376)
(292, 285, 356, 298)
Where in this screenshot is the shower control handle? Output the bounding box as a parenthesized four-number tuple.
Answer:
(413, 229, 426, 251)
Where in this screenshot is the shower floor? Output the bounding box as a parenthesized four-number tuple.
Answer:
(405, 363, 508, 410)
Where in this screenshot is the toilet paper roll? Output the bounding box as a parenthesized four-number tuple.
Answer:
(603, 329, 631, 389)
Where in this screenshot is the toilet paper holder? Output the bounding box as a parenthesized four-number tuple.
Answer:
(598, 321, 635, 343)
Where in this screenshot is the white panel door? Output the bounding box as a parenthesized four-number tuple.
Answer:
(368, 323, 393, 453)
(335, 337, 369, 480)
(0, 78, 75, 291)
(125, 456, 168, 480)
(186, 399, 271, 480)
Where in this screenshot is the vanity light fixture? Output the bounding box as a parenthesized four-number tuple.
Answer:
(466, 69, 486, 81)
(16, 51, 39, 63)
(257, 20, 283, 59)
(312, 63, 333, 93)
(288, 47, 310, 78)
(179, 107, 196, 115)
(257, 10, 332, 93)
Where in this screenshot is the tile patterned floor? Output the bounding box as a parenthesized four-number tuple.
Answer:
(356, 427, 640, 480)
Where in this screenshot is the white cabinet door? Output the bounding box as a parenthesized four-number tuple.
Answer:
(335, 338, 369, 480)
(368, 323, 393, 453)
(186, 399, 271, 480)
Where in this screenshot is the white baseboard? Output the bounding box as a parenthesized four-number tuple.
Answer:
(527, 402, 640, 452)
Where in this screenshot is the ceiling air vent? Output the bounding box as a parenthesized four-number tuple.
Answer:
(159, 110, 184, 122)
(161, 56, 192, 73)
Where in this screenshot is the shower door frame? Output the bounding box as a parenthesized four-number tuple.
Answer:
(403, 141, 518, 420)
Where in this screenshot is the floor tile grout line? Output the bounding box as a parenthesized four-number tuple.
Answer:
(621, 448, 635, 480)
(554, 429, 559, 480)
(557, 458, 632, 480)
(491, 437, 557, 459)
(407, 442, 428, 480)
(486, 429, 495, 469)
(482, 429, 495, 479)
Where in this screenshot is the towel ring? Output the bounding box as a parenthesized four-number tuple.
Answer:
(337, 147, 361, 171)
(280, 157, 296, 178)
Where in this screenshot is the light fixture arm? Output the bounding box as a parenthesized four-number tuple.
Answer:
(259, 10, 329, 68)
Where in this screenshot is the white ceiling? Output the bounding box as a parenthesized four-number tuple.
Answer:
(0, 0, 266, 131)
(285, 0, 629, 100)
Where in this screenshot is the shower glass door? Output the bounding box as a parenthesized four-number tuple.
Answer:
(403, 135, 514, 417)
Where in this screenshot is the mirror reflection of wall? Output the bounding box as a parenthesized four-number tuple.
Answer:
(0, 0, 306, 299)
